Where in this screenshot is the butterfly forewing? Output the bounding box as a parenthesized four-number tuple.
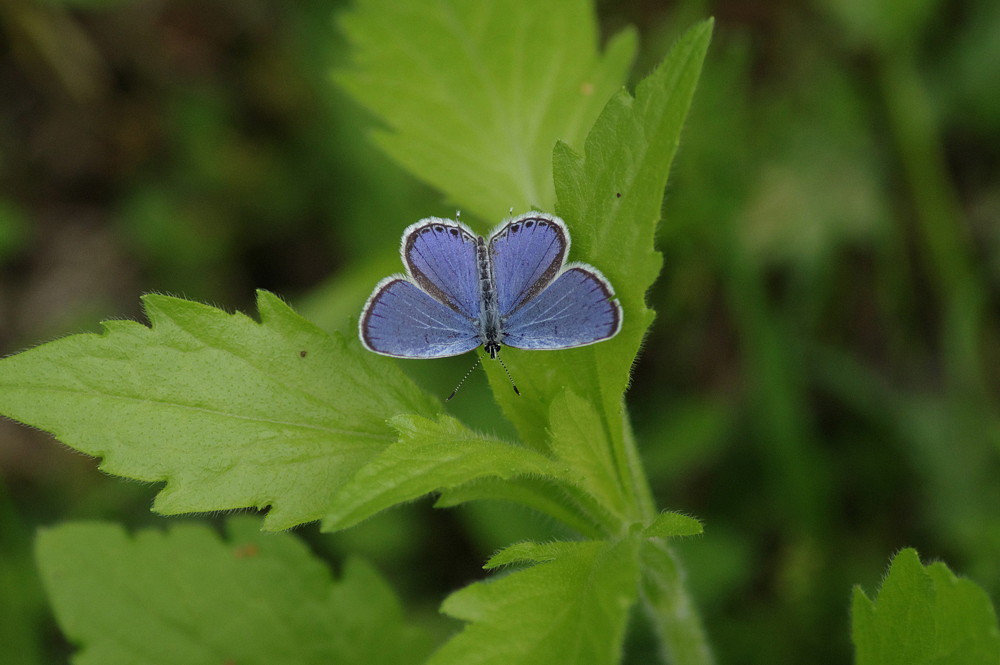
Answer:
(360, 277, 480, 358)
(489, 214, 568, 317)
(501, 266, 622, 350)
(403, 219, 481, 319)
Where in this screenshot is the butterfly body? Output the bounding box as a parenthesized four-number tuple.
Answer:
(360, 212, 621, 360)
(474, 234, 503, 358)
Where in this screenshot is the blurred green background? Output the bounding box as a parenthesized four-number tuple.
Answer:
(1, 0, 998, 663)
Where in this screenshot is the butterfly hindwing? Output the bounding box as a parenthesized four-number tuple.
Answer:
(501, 265, 622, 350)
(359, 277, 480, 358)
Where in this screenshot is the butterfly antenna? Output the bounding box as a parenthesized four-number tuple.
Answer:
(447, 354, 482, 401)
(495, 356, 521, 396)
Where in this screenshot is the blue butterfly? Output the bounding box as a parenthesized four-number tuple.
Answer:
(359, 212, 622, 365)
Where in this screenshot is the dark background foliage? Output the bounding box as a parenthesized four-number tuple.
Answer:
(1, 0, 998, 663)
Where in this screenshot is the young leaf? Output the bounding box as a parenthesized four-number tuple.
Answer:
(436, 476, 612, 539)
(431, 539, 640, 665)
(484, 539, 578, 569)
(335, 0, 637, 221)
(852, 548, 1000, 665)
(35, 519, 432, 665)
(0, 291, 438, 530)
(487, 20, 715, 447)
(642, 512, 704, 538)
(323, 413, 573, 531)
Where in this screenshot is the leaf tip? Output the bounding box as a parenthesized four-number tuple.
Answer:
(642, 511, 704, 538)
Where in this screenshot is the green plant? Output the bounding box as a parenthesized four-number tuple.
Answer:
(2, 1, 998, 663)
(852, 549, 1000, 665)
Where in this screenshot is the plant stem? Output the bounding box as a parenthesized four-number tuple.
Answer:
(618, 404, 714, 663)
(620, 401, 657, 523)
(640, 538, 715, 665)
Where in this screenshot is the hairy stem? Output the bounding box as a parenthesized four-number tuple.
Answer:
(640, 538, 715, 665)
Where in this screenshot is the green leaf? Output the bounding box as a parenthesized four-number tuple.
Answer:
(816, 0, 938, 50)
(436, 476, 610, 539)
(323, 413, 573, 531)
(0, 291, 437, 530)
(852, 548, 1000, 665)
(0, 488, 47, 665)
(0, 198, 29, 261)
(35, 519, 432, 665)
(487, 20, 714, 448)
(484, 539, 576, 569)
(431, 539, 640, 665)
(548, 389, 628, 518)
(335, 0, 636, 221)
(642, 512, 704, 538)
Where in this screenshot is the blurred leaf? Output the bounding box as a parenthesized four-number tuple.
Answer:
(0, 199, 29, 261)
(636, 396, 735, 484)
(816, 0, 942, 49)
(936, 0, 1000, 132)
(323, 413, 573, 531)
(296, 254, 403, 334)
(739, 59, 889, 273)
(0, 486, 46, 665)
(117, 186, 234, 296)
(654, 35, 754, 251)
(36, 519, 432, 665)
(900, 395, 1000, 582)
(334, 0, 637, 222)
(670, 526, 754, 613)
(852, 548, 1000, 665)
(0, 291, 437, 530)
(431, 539, 639, 665)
